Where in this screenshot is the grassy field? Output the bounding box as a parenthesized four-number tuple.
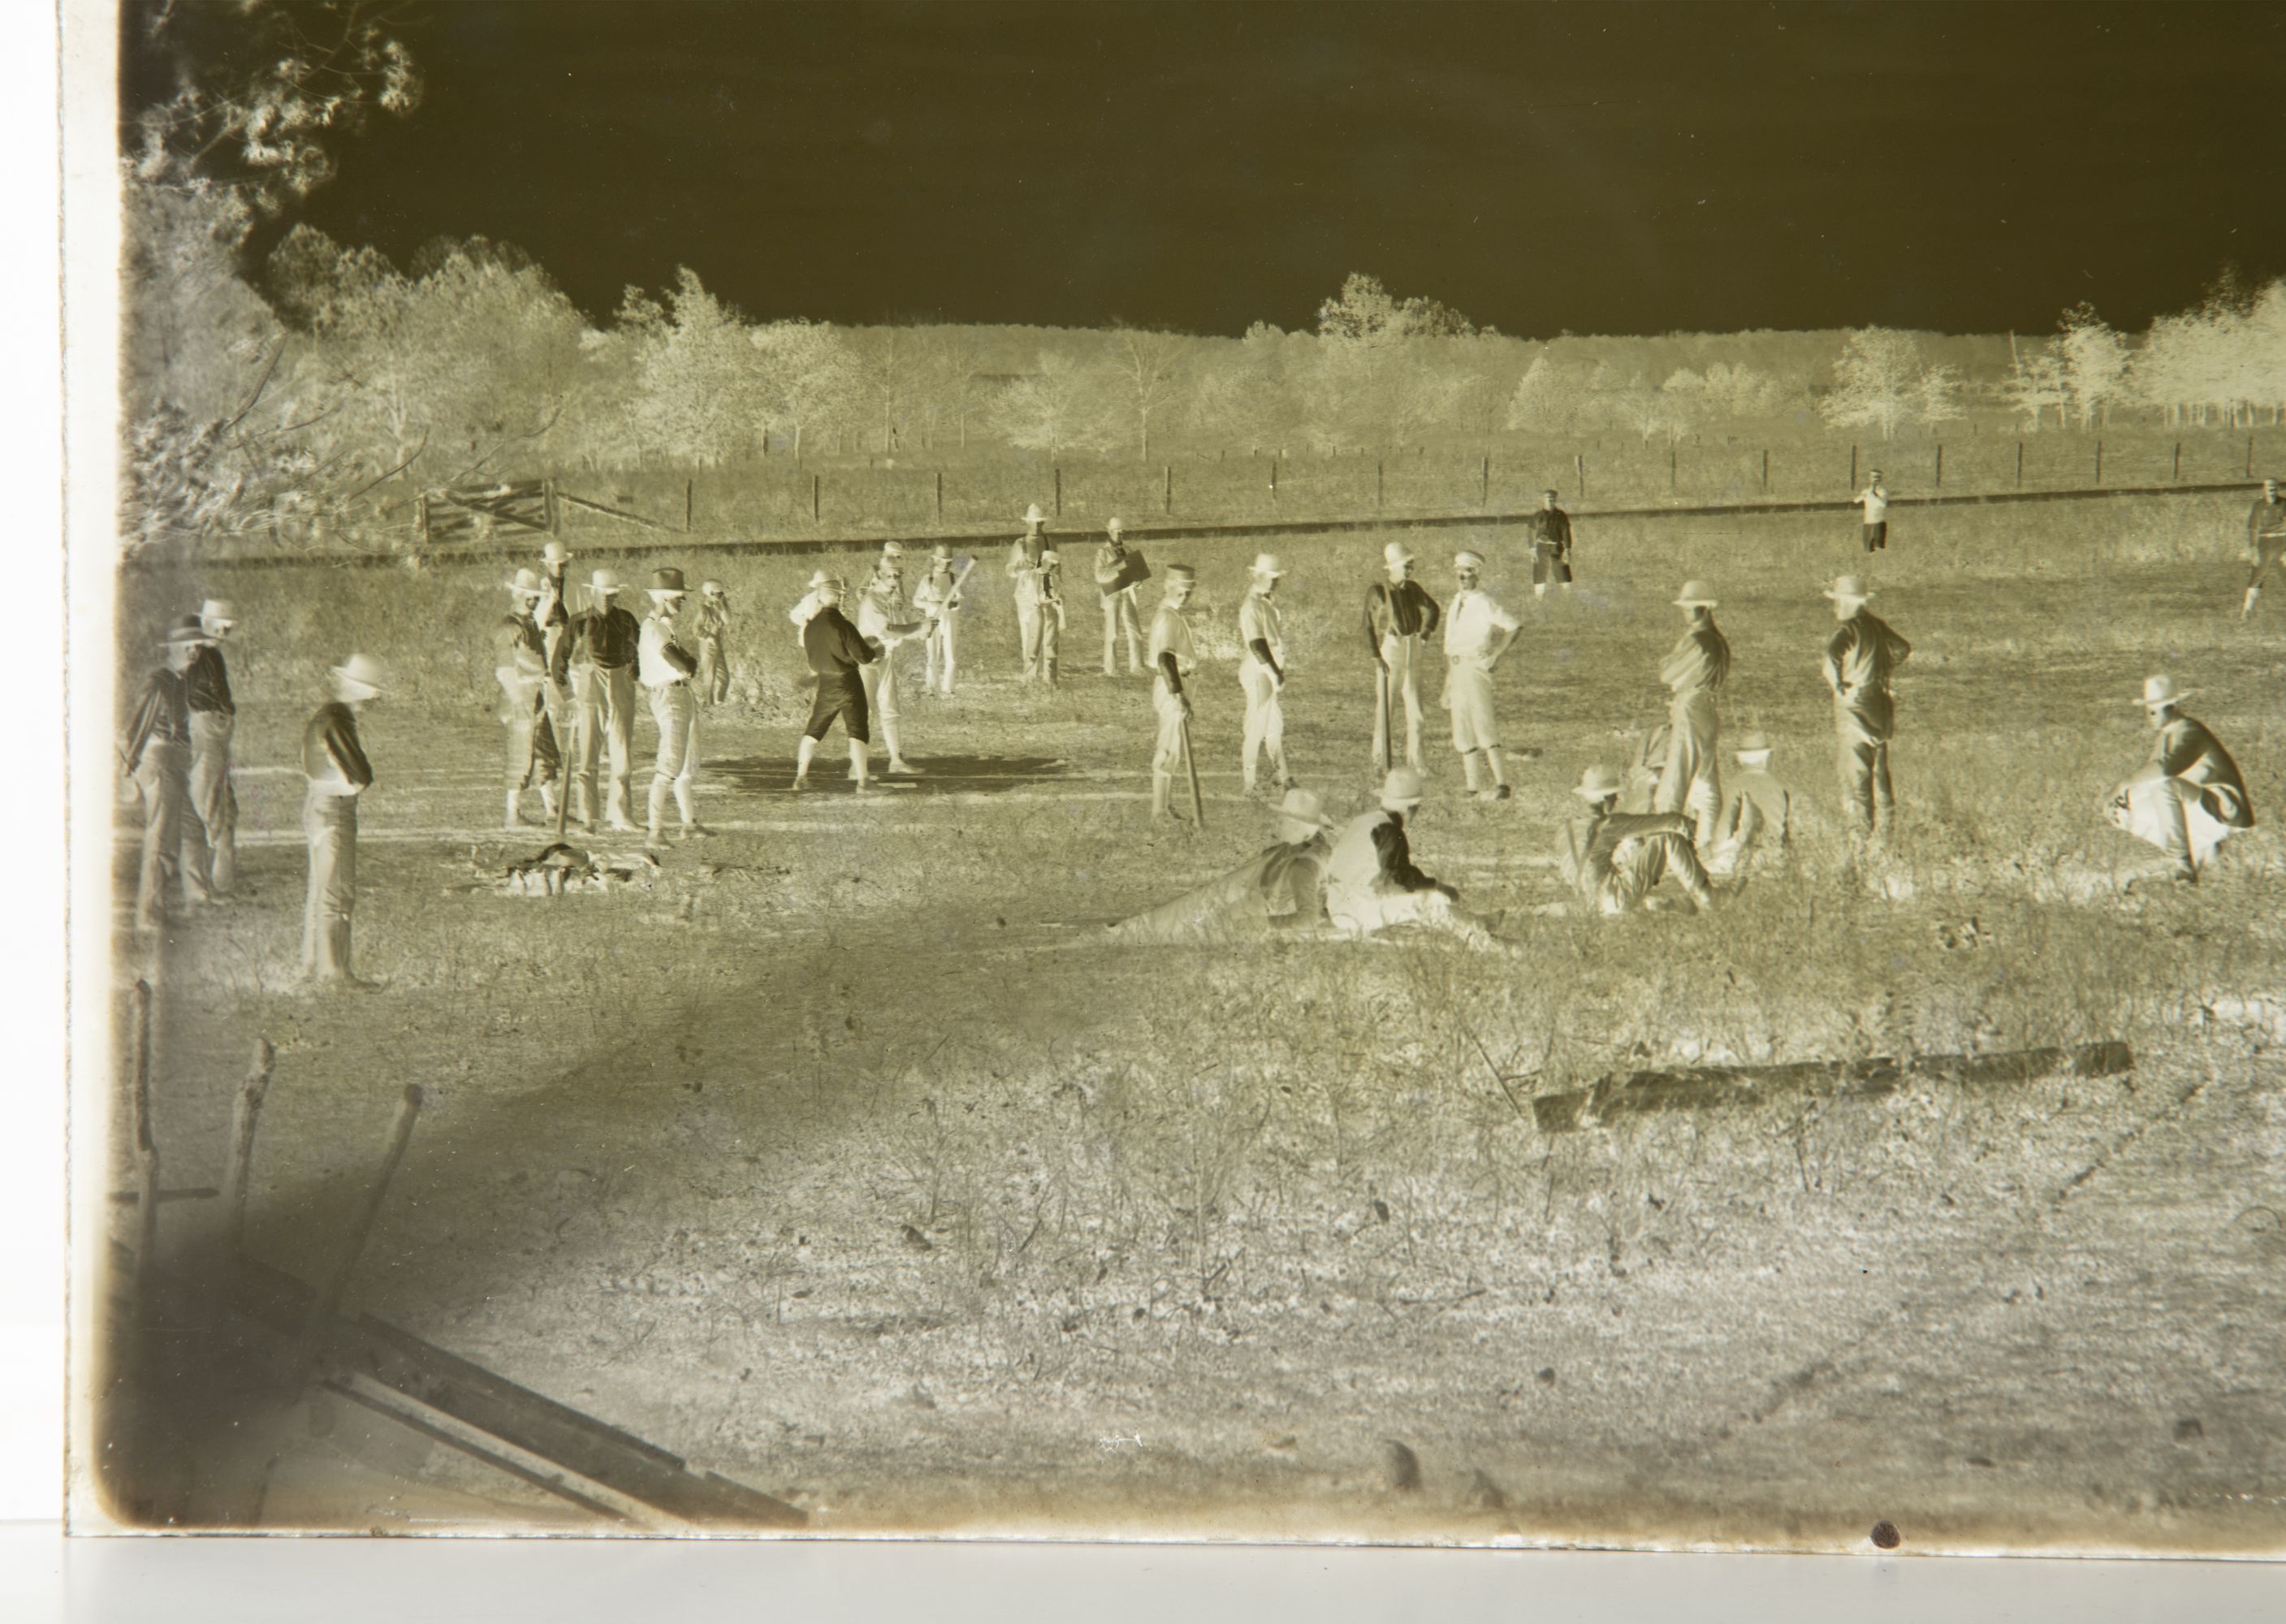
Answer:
(105, 492, 2286, 1548)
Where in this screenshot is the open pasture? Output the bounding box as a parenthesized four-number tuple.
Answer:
(112, 494, 2286, 1545)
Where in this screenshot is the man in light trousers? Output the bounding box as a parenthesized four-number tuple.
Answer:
(1238, 553, 1292, 795)
(639, 567, 707, 843)
(301, 654, 384, 987)
(1095, 517, 1148, 676)
(1442, 551, 1521, 801)
(1363, 541, 1441, 771)
(856, 542, 930, 775)
(569, 567, 643, 831)
(1654, 579, 1731, 849)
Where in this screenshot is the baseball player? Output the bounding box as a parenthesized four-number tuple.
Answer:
(1443, 550, 1522, 801)
(568, 567, 643, 831)
(1238, 553, 1293, 795)
(1705, 729, 1791, 877)
(1562, 764, 1716, 916)
(1654, 580, 1731, 848)
(1856, 469, 1890, 553)
(1527, 489, 1574, 598)
(912, 543, 965, 696)
(854, 542, 930, 775)
(789, 569, 834, 637)
(793, 576, 882, 793)
(1108, 787, 1335, 942)
(300, 654, 386, 987)
(1364, 541, 1441, 771)
(693, 578, 732, 706)
(120, 620, 211, 936)
(1008, 503, 1063, 683)
(1324, 767, 1507, 949)
(185, 597, 239, 895)
(1147, 564, 1199, 823)
(1095, 517, 1148, 676)
(639, 567, 707, 843)
(493, 568, 560, 830)
(2106, 674, 2254, 883)
(1822, 574, 1912, 843)
(2242, 477, 2286, 620)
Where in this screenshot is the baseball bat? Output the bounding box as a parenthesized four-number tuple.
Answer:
(1179, 715, 1205, 831)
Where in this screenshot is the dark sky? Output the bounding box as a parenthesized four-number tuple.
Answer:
(148, 1, 2286, 338)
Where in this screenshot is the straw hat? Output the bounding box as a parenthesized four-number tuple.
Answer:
(1673, 579, 1718, 608)
(1575, 764, 1623, 801)
(331, 654, 387, 698)
(541, 541, 573, 567)
(1454, 550, 1484, 571)
(198, 598, 236, 626)
(1022, 503, 1047, 525)
(648, 567, 687, 597)
(881, 541, 905, 558)
(1380, 766, 1427, 810)
(590, 568, 624, 595)
(1106, 517, 1125, 538)
(505, 567, 542, 595)
(2140, 674, 2189, 709)
(1250, 553, 1286, 577)
(1822, 574, 1873, 603)
(700, 578, 725, 597)
(1276, 787, 1329, 840)
(1383, 541, 1415, 568)
(929, 543, 953, 563)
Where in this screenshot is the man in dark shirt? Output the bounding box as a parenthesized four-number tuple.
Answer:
(568, 568, 642, 831)
(494, 569, 560, 830)
(121, 620, 210, 937)
(186, 598, 239, 896)
(2243, 477, 2286, 620)
(536, 540, 576, 741)
(1526, 489, 1573, 598)
(793, 577, 882, 793)
(2107, 673, 2255, 883)
(301, 654, 383, 987)
(1821, 574, 1913, 843)
(1364, 542, 1442, 772)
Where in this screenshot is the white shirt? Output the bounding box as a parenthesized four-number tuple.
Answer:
(855, 577, 912, 642)
(1860, 485, 1889, 523)
(1444, 588, 1520, 661)
(1238, 590, 1284, 667)
(638, 613, 690, 688)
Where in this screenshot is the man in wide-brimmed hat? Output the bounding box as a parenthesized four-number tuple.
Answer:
(854, 543, 931, 775)
(1821, 573, 1913, 842)
(493, 568, 560, 831)
(185, 597, 240, 895)
(793, 575, 882, 793)
(300, 654, 387, 987)
(912, 543, 966, 695)
(789, 569, 836, 637)
(1654, 579, 1731, 847)
(1107, 785, 1336, 943)
(1443, 550, 1523, 801)
(120, 619, 214, 936)
(568, 566, 644, 830)
(638, 567, 707, 843)
(1007, 502, 1063, 683)
(2243, 477, 2286, 620)
(1094, 516, 1149, 676)
(1364, 539, 1442, 771)
(1856, 469, 1890, 554)
(1238, 552, 1294, 795)
(1324, 767, 1508, 949)
(1146, 564, 1199, 823)
(2106, 674, 2254, 882)
(1705, 728, 1791, 877)
(1562, 763, 1715, 916)
(693, 578, 732, 707)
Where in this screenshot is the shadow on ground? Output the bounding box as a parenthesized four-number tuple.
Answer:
(707, 754, 1073, 797)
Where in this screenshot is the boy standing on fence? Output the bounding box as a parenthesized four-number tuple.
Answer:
(694, 579, 732, 706)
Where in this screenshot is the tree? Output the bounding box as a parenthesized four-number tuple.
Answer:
(1108, 326, 1189, 460)
(752, 319, 858, 457)
(2055, 303, 2128, 430)
(1917, 363, 1967, 430)
(996, 350, 1108, 456)
(623, 268, 769, 465)
(2000, 336, 2067, 432)
(1819, 327, 1925, 440)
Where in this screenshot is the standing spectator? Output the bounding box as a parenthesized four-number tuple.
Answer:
(1653, 580, 1731, 848)
(120, 620, 210, 937)
(300, 654, 385, 987)
(1095, 517, 1149, 676)
(1237, 553, 1291, 796)
(2106, 674, 2254, 883)
(638, 568, 707, 844)
(185, 597, 239, 896)
(1441, 551, 1522, 801)
(693, 579, 732, 707)
(493, 569, 560, 831)
(1821, 574, 1912, 843)
(535, 541, 576, 753)
(913, 545, 966, 697)
(1364, 542, 1442, 771)
(1007, 503, 1062, 684)
(1526, 488, 1574, 598)
(2241, 477, 2286, 620)
(1147, 565, 1199, 823)
(568, 568, 642, 831)
(1856, 469, 1890, 553)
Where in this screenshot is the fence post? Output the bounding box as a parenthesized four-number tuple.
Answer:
(1669, 442, 1678, 495)
(811, 473, 820, 525)
(935, 470, 944, 524)
(1480, 452, 1490, 508)
(1934, 444, 1942, 490)
(543, 478, 560, 537)
(222, 1037, 275, 1255)
(1376, 459, 1385, 512)
(685, 479, 694, 533)
(2249, 436, 2257, 477)
(1163, 464, 1172, 516)
(2016, 442, 2024, 490)
(1575, 452, 1584, 499)
(2094, 441, 2102, 486)
(305, 1085, 426, 1342)
(1849, 444, 1857, 493)
(1761, 449, 1769, 494)
(2173, 442, 2181, 482)
(1269, 454, 1279, 508)
(1053, 465, 1062, 517)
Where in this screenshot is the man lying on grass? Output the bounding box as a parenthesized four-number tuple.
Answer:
(1324, 767, 1511, 952)
(1107, 787, 1334, 943)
